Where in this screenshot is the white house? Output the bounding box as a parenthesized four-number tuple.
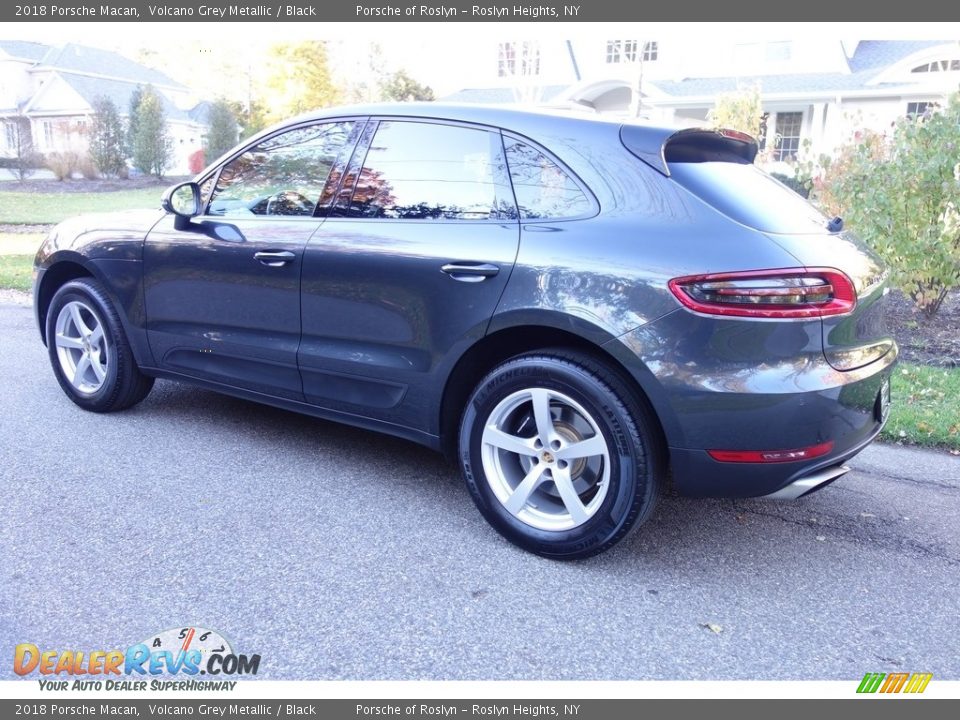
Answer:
(0, 41, 210, 176)
(442, 38, 960, 169)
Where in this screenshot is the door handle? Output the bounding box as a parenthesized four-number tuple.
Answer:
(254, 250, 296, 267)
(440, 263, 500, 282)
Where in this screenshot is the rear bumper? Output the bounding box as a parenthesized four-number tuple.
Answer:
(665, 352, 894, 497)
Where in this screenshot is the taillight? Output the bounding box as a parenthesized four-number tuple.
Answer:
(668, 268, 856, 319)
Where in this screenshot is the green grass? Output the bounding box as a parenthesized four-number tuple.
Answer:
(883, 363, 960, 450)
(0, 254, 33, 291)
(0, 232, 45, 256)
(0, 188, 163, 224)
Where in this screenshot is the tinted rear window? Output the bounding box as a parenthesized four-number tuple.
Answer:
(668, 160, 830, 235)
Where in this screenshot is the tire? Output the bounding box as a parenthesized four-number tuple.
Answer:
(459, 349, 663, 560)
(45, 277, 154, 412)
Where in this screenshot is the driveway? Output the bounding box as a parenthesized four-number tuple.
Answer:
(1, 298, 957, 680)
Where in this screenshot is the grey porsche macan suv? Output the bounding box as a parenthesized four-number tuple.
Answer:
(34, 104, 897, 558)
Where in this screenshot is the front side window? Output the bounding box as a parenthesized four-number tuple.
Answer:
(504, 137, 592, 220)
(207, 121, 356, 217)
(343, 121, 513, 221)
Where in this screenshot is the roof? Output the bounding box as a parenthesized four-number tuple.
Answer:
(35, 43, 187, 90)
(0, 40, 50, 62)
(441, 85, 570, 104)
(57, 73, 196, 122)
(650, 40, 958, 102)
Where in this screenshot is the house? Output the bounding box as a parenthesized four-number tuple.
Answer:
(442, 38, 960, 170)
(0, 40, 209, 175)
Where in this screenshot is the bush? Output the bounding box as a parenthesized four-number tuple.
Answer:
(814, 94, 960, 318)
(46, 151, 79, 181)
(770, 172, 810, 198)
(77, 154, 99, 180)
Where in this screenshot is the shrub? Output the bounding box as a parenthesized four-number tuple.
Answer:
(77, 153, 99, 180)
(814, 94, 960, 318)
(46, 151, 79, 181)
(770, 171, 810, 198)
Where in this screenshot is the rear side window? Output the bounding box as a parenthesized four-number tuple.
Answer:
(667, 160, 829, 235)
(504, 137, 592, 219)
(345, 121, 513, 221)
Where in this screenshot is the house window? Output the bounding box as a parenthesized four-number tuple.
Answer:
(43, 121, 55, 149)
(911, 59, 960, 73)
(773, 112, 802, 162)
(4, 123, 15, 150)
(766, 41, 792, 62)
(606, 40, 657, 64)
(498, 41, 540, 77)
(498, 42, 516, 77)
(906, 101, 937, 119)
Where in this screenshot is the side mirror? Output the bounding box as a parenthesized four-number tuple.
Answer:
(162, 182, 202, 229)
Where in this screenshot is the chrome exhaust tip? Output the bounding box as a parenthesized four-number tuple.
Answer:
(762, 464, 851, 500)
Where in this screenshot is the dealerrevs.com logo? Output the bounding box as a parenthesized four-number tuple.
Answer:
(14, 626, 261, 691)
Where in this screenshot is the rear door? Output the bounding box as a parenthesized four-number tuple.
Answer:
(143, 120, 362, 399)
(297, 119, 520, 431)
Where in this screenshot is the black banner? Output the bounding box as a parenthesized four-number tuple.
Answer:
(4, 0, 960, 22)
(1, 700, 959, 719)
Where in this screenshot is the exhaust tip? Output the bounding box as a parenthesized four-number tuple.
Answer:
(762, 464, 850, 501)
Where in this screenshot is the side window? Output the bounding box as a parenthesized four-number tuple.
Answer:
(345, 121, 513, 221)
(504, 137, 593, 219)
(207, 121, 356, 217)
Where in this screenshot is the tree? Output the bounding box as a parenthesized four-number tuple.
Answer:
(380, 70, 435, 102)
(204, 99, 239, 163)
(6, 109, 38, 181)
(126, 85, 144, 159)
(265, 41, 339, 122)
(88, 96, 126, 177)
(815, 93, 960, 318)
(708, 84, 765, 144)
(131, 85, 172, 178)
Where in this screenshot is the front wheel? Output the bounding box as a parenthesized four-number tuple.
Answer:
(45, 277, 154, 412)
(459, 350, 663, 560)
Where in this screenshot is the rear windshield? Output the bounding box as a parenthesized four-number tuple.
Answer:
(668, 160, 830, 235)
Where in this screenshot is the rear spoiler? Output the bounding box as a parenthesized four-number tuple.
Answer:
(620, 125, 759, 177)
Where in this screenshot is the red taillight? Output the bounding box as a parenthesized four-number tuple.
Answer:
(707, 441, 834, 464)
(668, 268, 856, 319)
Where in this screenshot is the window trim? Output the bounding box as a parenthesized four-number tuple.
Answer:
(330, 117, 518, 224)
(501, 130, 600, 223)
(196, 116, 368, 221)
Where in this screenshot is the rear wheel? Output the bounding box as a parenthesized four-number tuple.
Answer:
(46, 278, 154, 412)
(459, 350, 663, 559)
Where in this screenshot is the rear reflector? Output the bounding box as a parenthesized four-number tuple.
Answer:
(708, 440, 834, 464)
(668, 268, 856, 319)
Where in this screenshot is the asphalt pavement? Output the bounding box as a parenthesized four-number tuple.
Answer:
(1, 298, 958, 680)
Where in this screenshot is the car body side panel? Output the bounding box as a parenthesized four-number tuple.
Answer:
(299, 219, 520, 431)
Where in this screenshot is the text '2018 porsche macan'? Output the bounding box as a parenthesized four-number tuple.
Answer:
(34, 104, 897, 559)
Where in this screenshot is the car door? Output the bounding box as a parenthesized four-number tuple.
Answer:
(143, 119, 362, 400)
(298, 118, 520, 432)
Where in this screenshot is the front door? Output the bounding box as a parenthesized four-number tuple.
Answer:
(143, 120, 362, 400)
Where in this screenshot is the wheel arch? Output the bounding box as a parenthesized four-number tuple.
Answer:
(35, 255, 96, 345)
(438, 315, 679, 460)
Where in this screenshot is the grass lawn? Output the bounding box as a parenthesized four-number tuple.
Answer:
(0, 254, 33, 292)
(0, 188, 163, 225)
(883, 363, 960, 450)
(0, 232, 45, 256)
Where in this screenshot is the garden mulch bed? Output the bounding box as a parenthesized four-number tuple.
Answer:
(886, 289, 960, 367)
